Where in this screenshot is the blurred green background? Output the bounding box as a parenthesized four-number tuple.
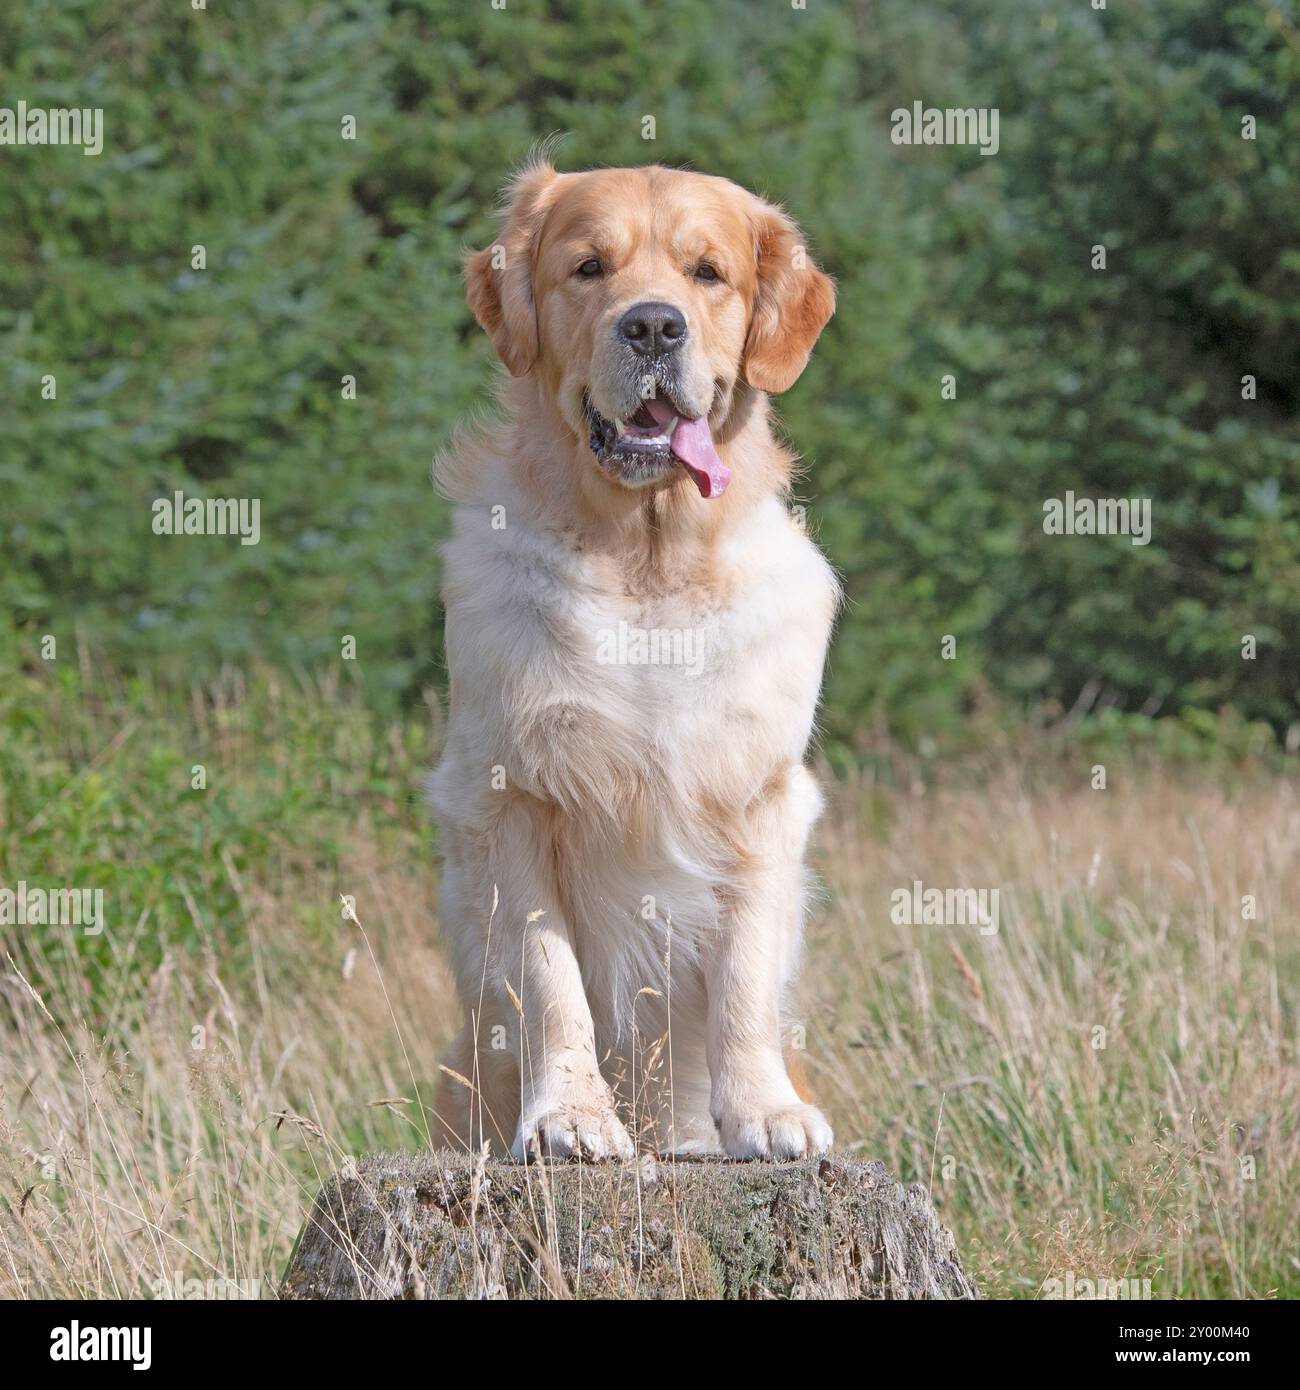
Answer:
(3, 0, 1298, 757)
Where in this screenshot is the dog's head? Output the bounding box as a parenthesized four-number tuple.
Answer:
(466, 161, 835, 500)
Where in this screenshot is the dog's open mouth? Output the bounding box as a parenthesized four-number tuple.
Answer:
(585, 394, 731, 500)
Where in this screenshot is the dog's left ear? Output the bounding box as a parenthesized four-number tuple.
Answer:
(465, 159, 563, 377)
(742, 201, 836, 394)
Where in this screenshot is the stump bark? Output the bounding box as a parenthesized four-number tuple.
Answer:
(281, 1150, 978, 1300)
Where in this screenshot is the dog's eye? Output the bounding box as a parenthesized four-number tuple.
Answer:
(575, 258, 604, 278)
(693, 263, 721, 283)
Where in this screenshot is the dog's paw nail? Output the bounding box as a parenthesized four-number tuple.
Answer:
(513, 1103, 635, 1163)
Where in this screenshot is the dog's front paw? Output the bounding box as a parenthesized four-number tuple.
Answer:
(513, 1097, 636, 1163)
(717, 1103, 833, 1161)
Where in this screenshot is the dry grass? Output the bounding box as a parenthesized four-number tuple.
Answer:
(809, 766, 1300, 1298)
(0, 852, 455, 1299)
(1, 676, 1295, 1299)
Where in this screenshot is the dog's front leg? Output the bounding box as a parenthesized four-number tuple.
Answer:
(706, 767, 834, 1161)
(509, 912, 635, 1163)
(481, 802, 635, 1164)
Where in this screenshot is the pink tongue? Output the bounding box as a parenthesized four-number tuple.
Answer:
(643, 398, 731, 499)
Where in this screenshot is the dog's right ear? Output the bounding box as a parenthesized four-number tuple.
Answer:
(465, 161, 561, 378)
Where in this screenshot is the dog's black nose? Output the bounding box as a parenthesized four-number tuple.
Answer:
(618, 302, 687, 356)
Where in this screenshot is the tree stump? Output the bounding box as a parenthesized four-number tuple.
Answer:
(280, 1151, 978, 1300)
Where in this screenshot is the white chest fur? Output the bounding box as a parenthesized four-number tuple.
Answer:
(439, 496, 836, 820)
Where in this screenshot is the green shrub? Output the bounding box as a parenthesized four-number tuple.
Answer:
(3, 0, 1297, 748)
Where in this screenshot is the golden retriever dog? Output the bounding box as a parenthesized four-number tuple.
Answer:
(431, 158, 838, 1161)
